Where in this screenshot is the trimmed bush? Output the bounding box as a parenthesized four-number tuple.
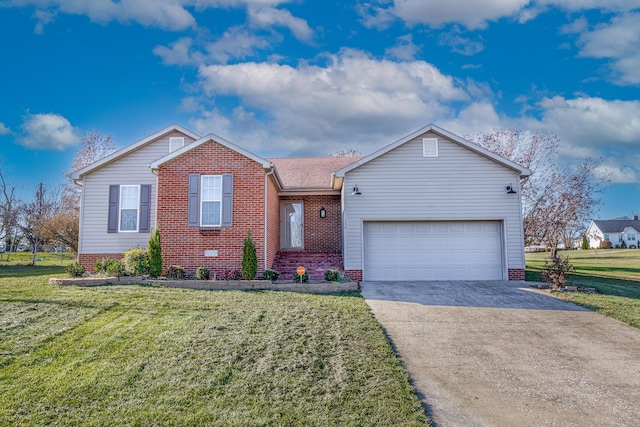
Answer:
(66, 261, 86, 278)
(293, 271, 309, 283)
(195, 267, 210, 280)
(599, 240, 612, 249)
(95, 258, 108, 274)
(123, 248, 150, 276)
(222, 268, 242, 280)
(242, 230, 258, 280)
(581, 235, 589, 250)
(324, 269, 340, 282)
(148, 228, 162, 277)
(541, 255, 573, 290)
(105, 259, 124, 277)
(264, 269, 280, 281)
(166, 265, 185, 279)
(630, 245, 637, 249)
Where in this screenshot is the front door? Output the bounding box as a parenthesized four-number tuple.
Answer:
(281, 201, 304, 249)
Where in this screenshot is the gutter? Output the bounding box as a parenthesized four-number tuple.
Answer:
(264, 166, 275, 272)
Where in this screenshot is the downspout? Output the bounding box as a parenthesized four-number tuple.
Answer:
(264, 166, 275, 272)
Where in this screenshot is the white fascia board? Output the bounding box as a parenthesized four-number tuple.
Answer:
(334, 123, 531, 179)
(71, 124, 201, 182)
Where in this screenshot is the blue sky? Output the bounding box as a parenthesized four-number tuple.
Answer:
(1, 0, 639, 220)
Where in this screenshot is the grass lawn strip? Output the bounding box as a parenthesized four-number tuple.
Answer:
(526, 249, 640, 328)
(0, 273, 429, 426)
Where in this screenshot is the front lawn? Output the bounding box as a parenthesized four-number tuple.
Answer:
(526, 249, 640, 328)
(0, 269, 429, 426)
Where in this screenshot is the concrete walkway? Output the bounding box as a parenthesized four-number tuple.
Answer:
(361, 281, 640, 427)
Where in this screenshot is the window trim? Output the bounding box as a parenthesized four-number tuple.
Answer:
(118, 184, 140, 232)
(200, 175, 223, 227)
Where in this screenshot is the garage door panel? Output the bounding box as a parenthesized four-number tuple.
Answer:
(364, 221, 503, 281)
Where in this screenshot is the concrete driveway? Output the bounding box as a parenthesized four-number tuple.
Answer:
(361, 281, 640, 427)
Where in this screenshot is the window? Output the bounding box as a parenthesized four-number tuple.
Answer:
(201, 175, 222, 226)
(619, 235, 624, 243)
(628, 234, 636, 241)
(423, 138, 438, 157)
(604, 234, 610, 241)
(169, 137, 185, 153)
(119, 185, 140, 232)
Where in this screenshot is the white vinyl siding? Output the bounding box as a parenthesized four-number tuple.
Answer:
(342, 131, 525, 280)
(78, 131, 196, 254)
(201, 175, 222, 227)
(119, 185, 140, 232)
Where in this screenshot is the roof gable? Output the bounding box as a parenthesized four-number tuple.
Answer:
(71, 124, 201, 181)
(150, 132, 273, 171)
(333, 123, 531, 179)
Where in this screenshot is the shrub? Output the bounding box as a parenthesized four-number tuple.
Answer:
(620, 240, 627, 249)
(222, 268, 242, 280)
(195, 267, 210, 280)
(166, 265, 185, 279)
(263, 269, 280, 280)
(293, 271, 309, 283)
(581, 235, 589, 250)
(541, 255, 573, 290)
(324, 269, 340, 282)
(66, 261, 86, 278)
(630, 245, 637, 249)
(242, 230, 258, 280)
(148, 228, 162, 278)
(599, 240, 612, 249)
(105, 259, 124, 277)
(95, 258, 108, 274)
(123, 248, 150, 276)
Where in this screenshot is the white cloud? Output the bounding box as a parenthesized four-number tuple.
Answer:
(32, 9, 56, 34)
(0, 122, 11, 135)
(154, 37, 201, 66)
(190, 49, 470, 153)
(385, 34, 419, 61)
(357, 2, 397, 30)
(248, 6, 313, 42)
(559, 17, 588, 34)
(17, 113, 80, 150)
(438, 27, 485, 55)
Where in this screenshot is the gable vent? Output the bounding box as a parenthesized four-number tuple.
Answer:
(169, 137, 185, 153)
(423, 138, 438, 157)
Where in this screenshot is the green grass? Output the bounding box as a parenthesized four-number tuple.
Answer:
(0, 269, 429, 426)
(526, 249, 640, 328)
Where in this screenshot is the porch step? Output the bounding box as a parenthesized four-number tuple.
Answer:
(271, 251, 343, 280)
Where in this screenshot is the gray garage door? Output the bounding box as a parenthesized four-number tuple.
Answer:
(363, 221, 504, 281)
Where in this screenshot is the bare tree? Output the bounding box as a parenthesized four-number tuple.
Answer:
(330, 147, 362, 157)
(467, 129, 608, 257)
(19, 182, 58, 265)
(0, 166, 20, 260)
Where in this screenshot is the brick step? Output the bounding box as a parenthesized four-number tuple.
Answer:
(271, 251, 343, 280)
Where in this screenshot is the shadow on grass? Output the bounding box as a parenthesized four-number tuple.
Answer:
(0, 265, 67, 278)
(577, 266, 640, 275)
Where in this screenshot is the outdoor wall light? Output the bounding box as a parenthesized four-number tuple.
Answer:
(320, 207, 326, 218)
(352, 186, 361, 195)
(506, 184, 517, 194)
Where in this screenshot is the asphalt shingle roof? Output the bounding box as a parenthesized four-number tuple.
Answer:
(593, 219, 640, 233)
(269, 156, 362, 189)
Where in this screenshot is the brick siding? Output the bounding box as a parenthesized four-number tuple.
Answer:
(508, 268, 525, 281)
(279, 194, 342, 253)
(79, 253, 123, 273)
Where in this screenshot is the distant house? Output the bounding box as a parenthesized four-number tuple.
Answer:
(71, 123, 531, 281)
(586, 216, 640, 248)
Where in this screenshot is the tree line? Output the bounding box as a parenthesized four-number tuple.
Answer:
(0, 131, 115, 264)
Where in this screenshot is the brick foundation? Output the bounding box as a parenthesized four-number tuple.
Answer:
(78, 253, 123, 273)
(508, 268, 525, 281)
(343, 270, 362, 282)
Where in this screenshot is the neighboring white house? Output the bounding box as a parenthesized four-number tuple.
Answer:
(586, 217, 640, 248)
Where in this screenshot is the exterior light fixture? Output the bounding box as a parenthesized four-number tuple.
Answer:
(506, 185, 516, 194)
(352, 186, 361, 195)
(320, 207, 326, 218)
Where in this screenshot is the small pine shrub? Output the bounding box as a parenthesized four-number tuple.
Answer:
(293, 271, 309, 283)
(324, 269, 340, 282)
(66, 261, 86, 278)
(620, 240, 627, 249)
(242, 230, 258, 280)
(195, 267, 210, 280)
(222, 268, 242, 280)
(541, 255, 573, 290)
(166, 265, 185, 279)
(264, 269, 280, 280)
(599, 240, 612, 249)
(581, 235, 589, 250)
(123, 248, 150, 276)
(148, 228, 162, 277)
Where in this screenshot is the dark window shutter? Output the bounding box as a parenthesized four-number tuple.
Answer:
(221, 174, 234, 227)
(188, 174, 200, 226)
(108, 185, 119, 233)
(139, 184, 151, 233)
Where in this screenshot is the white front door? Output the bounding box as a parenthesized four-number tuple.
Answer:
(281, 201, 304, 249)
